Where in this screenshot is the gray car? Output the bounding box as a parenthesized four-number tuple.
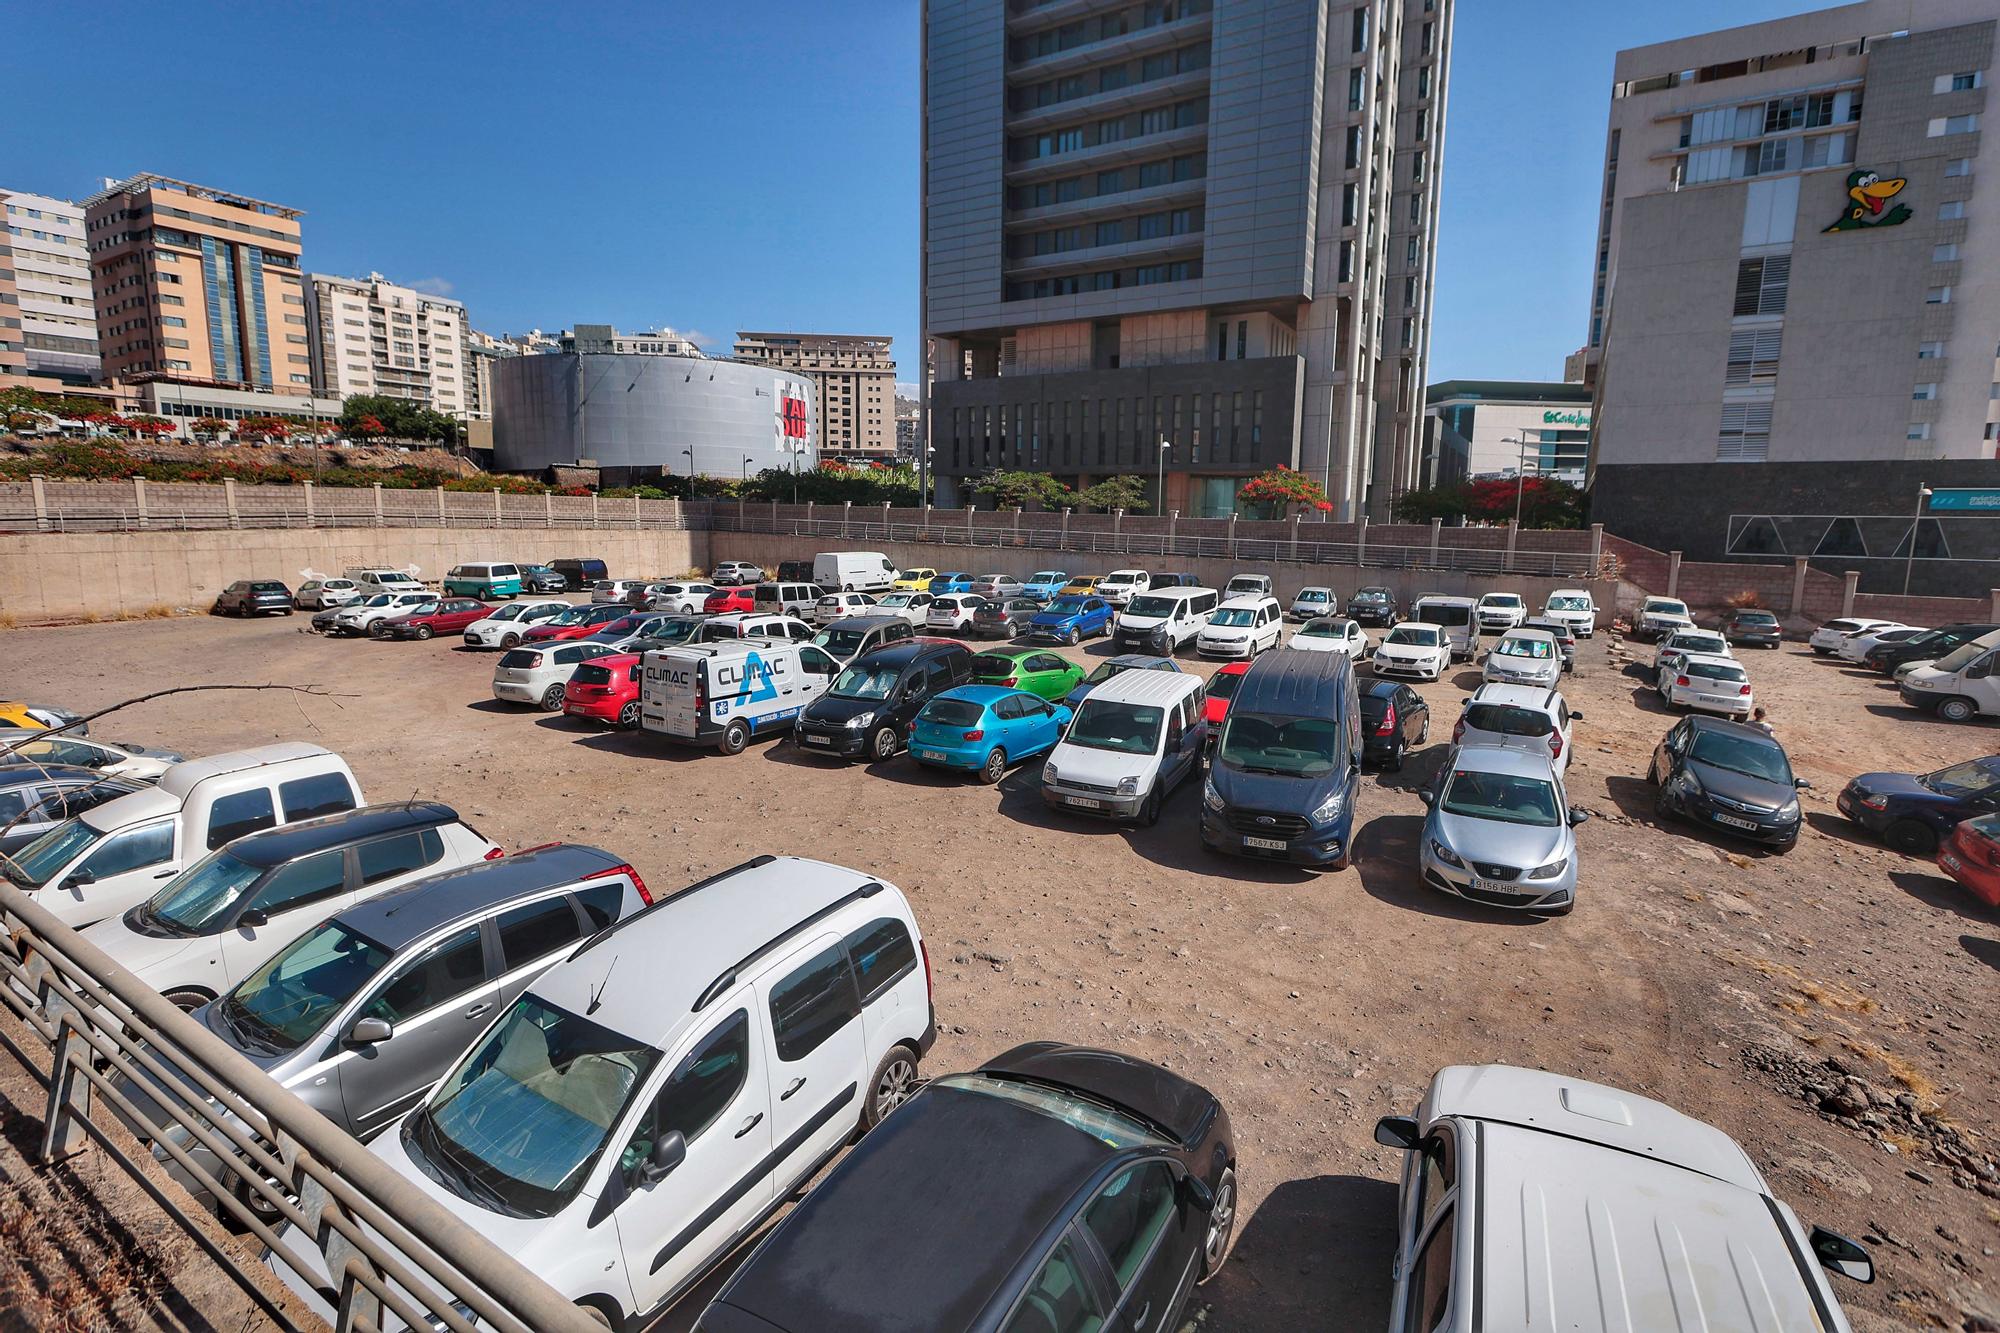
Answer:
(1418, 746, 1587, 915)
(214, 580, 295, 617)
(112, 843, 650, 1217)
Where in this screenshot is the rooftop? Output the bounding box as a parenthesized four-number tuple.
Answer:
(81, 173, 304, 219)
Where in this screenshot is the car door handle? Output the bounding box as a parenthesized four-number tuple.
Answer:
(734, 1112, 764, 1138)
(463, 1001, 491, 1018)
(781, 1076, 807, 1101)
(1130, 1302, 1151, 1330)
(152, 869, 176, 878)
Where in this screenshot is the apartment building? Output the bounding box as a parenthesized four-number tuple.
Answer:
(733, 332, 898, 458)
(923, 0, 1452, 518)
(0, 205, 25, 388)
(559, 325, 702, 356)
(1, 189, 99, 383)
(82, 174, 310, 394)
(306, 272, 470, 417)
(1586, 1, 2000, 593)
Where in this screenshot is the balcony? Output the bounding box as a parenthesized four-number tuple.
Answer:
(1003, 230, 1203, 278)
(1010, 174, 1206, 228)
(1006, 11, 1212, 85)
(1006, 123, 1206, 184)
(1007, 67, 1210, 134)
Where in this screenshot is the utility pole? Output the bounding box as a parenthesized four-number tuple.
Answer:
(1156, 435, 1171, 516)
(1903, 481, 1933, 595)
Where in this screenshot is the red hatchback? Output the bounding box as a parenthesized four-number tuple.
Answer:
(375, 597, 493, 640)
(564, 652, 643, 728)
(703, 586, 755, 614)
(522, 603, 627, 643)
(1204, 661, 1251, 726)
(1938, 813, 2000, 908)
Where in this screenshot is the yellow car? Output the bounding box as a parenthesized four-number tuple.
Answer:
(893, 567, 939, 593)
(1059, 575, 1103, 597)
(1, 702, 83, 732)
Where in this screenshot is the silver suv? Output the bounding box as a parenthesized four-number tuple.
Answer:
(1451, 683, 1578, 778)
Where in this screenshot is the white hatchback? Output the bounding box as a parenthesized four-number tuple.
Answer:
(492, 641, 618, 710)
(1371, 623, 1451, 681)
(1289, 616, 1369, 656)
(1808, 616, 1900, 655)
(872, 591, 935, 626)
(461, 598, 573, 650)
(1197, 596, 1284, 659)
(812, 591, 878, 625)
(1475, 592, 1527, 633)
(1659, 652, 1753, 718)
(926, 594, 986, 633)
(645, 582, 719, 614)
(1452, 683, 1577, 778)
(592, 579, 652, 605)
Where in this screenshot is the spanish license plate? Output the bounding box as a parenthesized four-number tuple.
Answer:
(1941, 853, 1961, 872)
(1244, 836, 1288, 852)
(918, 748, 947, 762)
(803, 733, 832, 746)
(1064, 795, 1102, 809)
(1714, 813, 1759, 831)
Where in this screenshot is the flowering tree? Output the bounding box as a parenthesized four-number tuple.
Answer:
(186, 417, 228, 442)
(237, 415, 293, 442)
(1237, 465, 1334, 514)
(349, 414, 387, 437)
(127, 415, 177, 438)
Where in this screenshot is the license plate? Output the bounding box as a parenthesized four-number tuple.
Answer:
(803, 733, 832, 746)
(1244, 836, 1288, 851)
(1064, 795, 1102, 809)
(1941, 853, 1961, 872)
(917, 748, 947, 762)
(1714, 813, 1759, 830)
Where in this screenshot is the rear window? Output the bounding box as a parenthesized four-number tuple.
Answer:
(970, 654, 1018, 677)
(1462, 704, 1553, 737)
(499, 649, 541, 669)
(207, 788, 277, 849)
(1206, 670, 1243, 702)
(1415, 603, 1471, 627)
(922, 698, 986, 728)
(574, 881, 627, 931)
(572, 663, 613, 687)
(1734, 612, 1778, 625)
(250, 582, 287, 593)
(844, 918, 918, 1005)
(1687, 661, 1747, 682)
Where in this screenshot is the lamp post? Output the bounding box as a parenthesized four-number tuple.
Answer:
(1903, 481, 1933, 595)
(1500, 434, 1536, 530)
(741, 454, 753, 484)
(1156, 435, 1171, 517)
(682, 447, 695, 500)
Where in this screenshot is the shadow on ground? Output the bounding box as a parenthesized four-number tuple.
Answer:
(1196, 1174, 1398, 1329)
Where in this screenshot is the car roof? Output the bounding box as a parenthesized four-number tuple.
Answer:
(1416, 594, 1476, 607)
(1548, 587, 1591, 596)
(152, 743, 335, 797)
(1218, 594, 1277, 609)
(336, 843, 625, 949)
(1230, 648, 1354, 713)
(1103, 653, 1176, 669)
(1137, 585, 1216, 599)
(1682, 652, 1744, 669)
(1683, 714, 1777, 743)
(940, 684, 1034, 708)
(1469, 683, 1559, 710)
(1442, 746, 1556, 779)
(227, 801, 459, 868)
(1360, 679, 1404, 701)
(852, 640, 963, 670)
(828, 614, 902, 631)
(82, 785, 181, 831)
(1644, 596, 1688, 607)
(1499, 627, 1556, 642)
(1080, 667, 1201, 706)
(972, 645, 1041, 660)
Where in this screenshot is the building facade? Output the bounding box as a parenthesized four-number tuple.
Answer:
(923, 0, 1452, 518)
(0, 201, 26, 388)
(1, 189, 99, 384)
(1586, 1, 2000, 592)
(1424, 380, 1593, 488)
(559, 325, 703, 356)
(82, 174, 310, 395)
(733, 332, 898, 459)
(306, 272, 470, 417)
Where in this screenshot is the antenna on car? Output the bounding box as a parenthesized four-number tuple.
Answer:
(586, 953, 618, 1015)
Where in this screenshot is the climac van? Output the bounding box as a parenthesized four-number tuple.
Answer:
(641, 640, 841, 753)
(1113, 586, 1218, 653)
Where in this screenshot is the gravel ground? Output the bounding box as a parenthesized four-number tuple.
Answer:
(6, 607, 1999, 1332)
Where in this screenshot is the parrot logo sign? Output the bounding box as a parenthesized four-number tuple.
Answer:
(1823, 170, 1910, 232)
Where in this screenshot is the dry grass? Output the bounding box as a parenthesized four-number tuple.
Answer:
(1839, 1035, 1940, 1101)
(0, 611, 15, 630)
(1727, 952, 1880, 1014)
(132, 604, 177, 620)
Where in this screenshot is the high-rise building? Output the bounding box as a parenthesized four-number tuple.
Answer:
(1586, 1, 2000, 591)
(306, 272, 470, 417)
(1, 189, 99, 384)
(733, 332, 897, 458)
(895, 394, 923, 459)
(923, 0, 1451, 518)
(0, 201, 27, 388)
(82, 174, 309, 394)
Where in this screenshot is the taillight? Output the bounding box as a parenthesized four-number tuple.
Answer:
(1549, 732, 1564, 760)
(963, 729, 984, 741)
(919, 937, 933, 1005)
(1451, 718, 1465, 743)
(1001, 677, 1018, 688)
(586, 862, 651, 906)
(482, 846, 505, 861)
(1739, 684, 1753, 695)
(1374, 707, 1396, 736)
(1676, 675, 1691, 687)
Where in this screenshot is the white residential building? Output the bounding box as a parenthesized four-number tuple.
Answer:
(1, 189, 99, 383)
(306, 272, 470, 417)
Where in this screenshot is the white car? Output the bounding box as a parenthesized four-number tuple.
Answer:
(811, 591, 879, 625)
(1660, 652, 1754, 718)
(644, 582, 718, 614)
(1808, 616, 1900, 656)
(1452, 683, 1577, 778)
(926, 593, 986, 634)
(969, 574, 1025, 600)
(80, 802, 498, 1012)
(1542, 588, 1598, 637)
(1197, 595, 1284, 659)
(293, 578, 360, 610)
(872, 591, 935, 626)
(1376, 1065, 1871, 1333)
(1838, 624, 1924, 663)
(460, 598, 573, 649)
(1289, 616, 1370, 656)
(1653, 628, 1732, 680)
(592, 579, 652, 605)
(701, 613, 817, 644)
(1482, 628, 1562, 689)
(1288, 586, 1336, 621)
(711, 561, 765, 587)
(1634, 596, 1696, 642)
(323, 591, 430, 636)
(1475, 592, 1527, 633)
(492, 641, 618, 710)
(1371, 623, 1451, 681)
(1095, 569, 1152, 607)
(0, 733, 184, 782)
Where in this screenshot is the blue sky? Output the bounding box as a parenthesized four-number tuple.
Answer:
(16, 0, 1829, 386)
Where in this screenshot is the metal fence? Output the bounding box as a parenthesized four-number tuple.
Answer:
(0, 882, 599, 1333)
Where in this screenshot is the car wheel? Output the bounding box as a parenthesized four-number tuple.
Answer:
(617, 701, 640, 729)
(1417, 717, 1430, 744)
(1653, 782, 1674, 821)
(870, 726, 899, 761)
(1938, 696, 1979, 724)
(720, 720, 750, 756)
(863, 1044, 921, 1130)
(978, 747, 1007, 785)
(1138, 784, 1162, 826)
(501, 632, 521, 648)
(1883, 819, 1938, 855)
(575, 1300, 619, 1331)
(1387, 743, 1405, 772)
(1198, 1165, 1237, 1283)
(164, 989, 209, 1014)
(1066, 626, 1080, 646)
(539, 683, 566, 711)
(414, 624, 434, 641)
(283, 607, 294, 616)
(1811, 646, 1831, 656)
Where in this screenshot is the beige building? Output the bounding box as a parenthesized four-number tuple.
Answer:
(83, 174, 311, 394)
(0, 194, 26, 388)
(306, 272, 469, 417)
(733, 332, 897, 458)
(2, 188, 98, 383)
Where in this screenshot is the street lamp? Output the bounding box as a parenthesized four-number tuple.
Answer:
(1499, 434, 1537, 530)
(1903, 481, 1933, 595)
(682, 447, 695, 498)
(1156, 436, 1172, 517)
(742, 454, 753, 484)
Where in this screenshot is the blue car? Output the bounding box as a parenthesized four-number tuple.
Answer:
(927, 571, 976, 595)
(1838, 754, 2000, 853)
(1023, 570, 1071, 602)
(1028, 594, 1113, 645)
(908, 685, 1072, 784)
(1063, 653, 1181, 711)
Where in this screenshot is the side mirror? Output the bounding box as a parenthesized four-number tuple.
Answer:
(1795, 778, 1812, 790)
(640, 1130, 687, 1185)
(1374, 1115, 1420, 1151)
(1568, 807, 1592, 827)
(237, 908, 269, 929)
(345, 1016, 393, 1045)
(62, 867, 96, 889)
(1569, 710, 1583, 721)
(1180, 1173, 1215, 1213)
(1416, 788, 1436, 807)
(1809, 1226, 1874, 1284)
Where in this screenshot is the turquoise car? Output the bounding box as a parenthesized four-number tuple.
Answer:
(442, 562, 526, 599)
(907, 685, 1073, 785)
(1023, 570, 1071, 602)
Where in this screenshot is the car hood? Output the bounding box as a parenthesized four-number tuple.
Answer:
(1847, 772, 1953, 806)
(1431, 809, 1567, 870)
(1031, 610, 1080, 626)
(1686, 760, 1795, 812)
(802, 693, 883, 723)
(1048, 741, 1148, 786)
(1210, 762, 1331, 814)
(1117, 612, 1172, 630)
(81, 913, 198, 979)
(1200, 624, 1254, 639)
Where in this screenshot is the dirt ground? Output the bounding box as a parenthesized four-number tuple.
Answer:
(5, 606, 1999, 1332)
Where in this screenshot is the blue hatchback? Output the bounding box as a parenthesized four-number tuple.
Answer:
(927, 571, 976, 595)
(1029, 595, 1113, 645)
(1023, 570, 1071, 602)
(908, 685, 1072, 784)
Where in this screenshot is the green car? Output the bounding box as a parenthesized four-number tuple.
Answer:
(969, 648, 1084, 701)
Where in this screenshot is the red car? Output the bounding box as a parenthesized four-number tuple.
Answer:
(703, 586, 755, 614)
(1204, 661, 1251, 727)
(522, 603, 628, 643)
(1938, 812, 2000, 908)
(564, 652, 643, 728)
(374, 597, 493, 640)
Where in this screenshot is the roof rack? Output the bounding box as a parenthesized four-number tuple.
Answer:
(568, 854, 778, 959)
(691, 881, 884, 1013)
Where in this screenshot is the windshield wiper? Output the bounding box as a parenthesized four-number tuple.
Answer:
(1226, 762, 1296, 776)
(413, 1109, 524, 1217)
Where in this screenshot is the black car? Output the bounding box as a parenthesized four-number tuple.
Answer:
(550, 557, 607, 591)
(1151, 572, 1202, 590)
(696, 1043, 1235, 1333)
(972, 596, 1044, 639)
(1359, 679, 1429, 771)
(1648, 715, 1807, 851)
(794, 639, 974, 761)
(1838, 754, 2000, 853)
(214, 580, 294, 616)
(1864, 622, 1999, 675)
(1520, 616, 1577, 672)
(776, 559, 815, 584)
(1721, 608, 1783, 648)
(1347, 586, 1400, 626)
(0, 765, 145, 856)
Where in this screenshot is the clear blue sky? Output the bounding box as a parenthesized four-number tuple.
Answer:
(15, 0, 1829, 386)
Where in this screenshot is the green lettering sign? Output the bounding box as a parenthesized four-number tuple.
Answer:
(1542, 409, 1590, 427)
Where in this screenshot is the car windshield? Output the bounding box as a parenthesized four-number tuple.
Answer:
(1300, 621, 1343, 638)
(816, 629, 871, 659)
(1463, 704, 1553, 738)
(1212, 608, 1258, 627)
(545, 607, 592, 626)
(920, 698, 986, 728)
(1496, 637, 1554, 659)
(1482, 595, 1522, 608)
(1646, 601, 1690, 617)
(1385, 626, 1440, 647)
(1065, 700, 1165, 755)
(649, 619, 702, 645)
(1688, 731, 1793, 785)
(487, 604, 527, 622)
(3, 819, 102, 887)
(1126, 595, 1177, 617)
(146, 850, 267, 934)
(1440, 769, 1563, 826)
(1297, 590, 1329, 601)
(1415, 604, 1471, 627)
(222, 921, 392, 1053)
(878, 593, 913, 607)
(1922, 757, 2000, 798)
(1355, 589, 1389, 600)
(1046, 598, 1088, 616)
(934, 1073, 1169, 1149)
(411, 996, 661, 1218)
(831, 664, 900, 700)
(1218, 713, 1341, 777)
(1206, 670, 1244, 702)
(1084, 662, 1132, 685)
(1031, 572, 1065, 583)
(1930, 639, 1991, 672)
(1686, 661, 1747, 682)
(1549, 596, 1591, 611)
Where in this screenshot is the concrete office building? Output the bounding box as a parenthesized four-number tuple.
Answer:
(924, 0, 1452, 518)
(307, 272, 470, 418)
(733, 332, 899, 459)
(1, 189, 99, 384)
(1586, 1, 2000, 593)
(1424, 380, 1593, 488)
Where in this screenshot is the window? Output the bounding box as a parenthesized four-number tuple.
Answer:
(207, 788, 277, 850)
(1918, 341, 1945, 359)
(1934, 243, 1959, 262)
(619, 1010, 750, 1182)
(1732, 255, 1789, 316)
(365, 926, 486, 1024)
(1342, 183, 1358, 227)
(1345, 126, 1362, 170)
(251, 849, 348, 915)
(356, 828, 443, 886)
(769, 943, 861, 1062)
(1939, 201, 1967, 219)
(575, 881, 625, 931)
(82, 822, 174, 878)
(1717, 402, 1772, 462)
(1349, 67, 1365, 111)
(1002, 1233, 1104, 1333)
(280, 772, 355, 821)
(1084, 1161, 1177, 1289)
(1914, 383, 1939, 400)
(1928, 286, 1952, 305)
(1352, 5, 1369, 53)
(1929, 114, 1980, 136)
(1949, 72, 1982, 92)
(1725, 328, 1783, 384)
(1908, 422, 1932, 441)
(496, 895, 584, 968)
(1944, 159, 1972, 178)
(1406, 1206, 1456, 1333)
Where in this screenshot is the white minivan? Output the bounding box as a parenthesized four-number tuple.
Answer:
(1412, 595, 1480, 662)
(814, 551, 898, 593)
(1898, 627, 2000, 723)
(1197, 595, 1284, 658)
(344, 568, 426, 596)
(1112, 586, 1218, 653)
(1376, 1064, 1870, 1333)
(1041, 670, 1207, 825)
(641, 640, 841, 753)
(8, 743, 361, 929)
(265, 855, 937, 1332)
(1541, 588, 1598, 637)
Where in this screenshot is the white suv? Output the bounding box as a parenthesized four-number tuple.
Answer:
(1095, 569, 1153, 607)
(1371, 623, 1451, 681)
(266, 856, 936, 1331)
(1474, 592, 1527, 633)
(1197, 595, 1284, 658)
(1452, 683, 1577, 777)
(1542, 588, 1598, 637)
(1635, 596, 1695, 642)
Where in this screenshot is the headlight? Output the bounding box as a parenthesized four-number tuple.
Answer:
(1203, 779, 1223, 811)
(1311, 789, 1345, 824)
(1776, 798, 1800, 819)
(1528, 857, 1569, 880)
(1117, 775, 1140, 796)
(1671, 773, 1701, 799)
(1429, 838, 1463, 868)
(1043, 763, 1058, 784)
(844, 711, 876, 730)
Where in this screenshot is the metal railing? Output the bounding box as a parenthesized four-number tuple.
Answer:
(0, 882, 598, 1333)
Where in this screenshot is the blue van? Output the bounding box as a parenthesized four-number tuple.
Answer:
(1200, 649, 1363, 868)
(442, 562, 526, 599)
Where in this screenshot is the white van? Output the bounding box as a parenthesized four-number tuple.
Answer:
(1041, 670, 1207, 825)
(641, 640, 841, 753)
(344, 567, 426, 595)
(1095, 569, 1153, 607)
(1197, 595, 1285, 658)
(1898, 627, 2000, 723)
(265, 856, 937, 1331)
(1412, 595, 1480, 661)
(8, 743, 362, 929)
(1376, 1065, 1870, 1333)
(1112, 586, 1219, 653)
(814, 551, 898, 593)
(1542, 588, 1598, 637)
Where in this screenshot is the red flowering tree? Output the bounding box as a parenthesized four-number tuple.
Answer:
(349, 414, 387, 438)
(186, 417, 228, 442)
(237, 415, 293, 442)
(1237, 465, 1334, 515)
(127, 415, 176, 438)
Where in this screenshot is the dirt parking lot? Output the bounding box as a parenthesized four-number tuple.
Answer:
(7, 606, 2000, 1331)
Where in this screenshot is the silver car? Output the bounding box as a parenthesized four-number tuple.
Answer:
(1418, 746, 1586, 915)
(112, 844, 650, 1217)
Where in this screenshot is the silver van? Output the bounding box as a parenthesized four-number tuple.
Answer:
(1412, 595, 1480, 662)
